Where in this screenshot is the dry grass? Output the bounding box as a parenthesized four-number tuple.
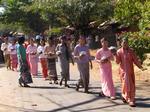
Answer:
(71, 50, 150, 83)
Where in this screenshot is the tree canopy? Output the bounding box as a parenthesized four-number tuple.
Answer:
(0, 0, 149, 34)
(0, 0, 114, 34)
(114, 0, 150, 31)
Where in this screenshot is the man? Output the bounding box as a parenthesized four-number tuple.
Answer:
(115, 38, 144, 107)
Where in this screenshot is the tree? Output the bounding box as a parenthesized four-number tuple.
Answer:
(0, 0, 115, 34)
(114, 0, 150, 31)
(139, 1, 150, 31)
(0, 0, 48, 33)
(31, 0, 114, 35)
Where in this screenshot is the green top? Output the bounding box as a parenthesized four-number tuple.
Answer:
(17, 44, 26, 63)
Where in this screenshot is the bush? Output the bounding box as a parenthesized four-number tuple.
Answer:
(121, 32, 150, 63)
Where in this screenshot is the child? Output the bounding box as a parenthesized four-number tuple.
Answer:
(37, 39, 48, 80)
(26, 38, 38, 76)
(8, 38, 18, 71)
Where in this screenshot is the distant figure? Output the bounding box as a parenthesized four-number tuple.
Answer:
(17, 36, 32, 87)
(37, 39, 48, 80)
(8, 38, 18, 71)
(95, 38, 116, 100)
(0, 36, 4, 63)
(56, 35, 74, 87)
(1, 37, 11, 69)
(44, 37, 58, 84)
(35, 34, 43, 47)
(26, 38, 38, 76)
(115, 38, 144, 107)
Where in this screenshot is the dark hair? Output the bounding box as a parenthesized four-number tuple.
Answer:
(41, 38, 45, 42)
(48, 35, 55, 41)
(18, 36, 25, 45)
(60, 35, 67, 40)
(101, 37, 107, 43)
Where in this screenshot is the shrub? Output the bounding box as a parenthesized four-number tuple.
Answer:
(121, 32, 150, 63)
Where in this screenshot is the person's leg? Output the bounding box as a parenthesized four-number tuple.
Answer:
(7, 54, 11, 69)
(41, 58, 48, 79)
(76, 63, 83, 91)
(60, 77, 64, 86)
(19, 74, 30, 87)
(80, 63, 89, 93)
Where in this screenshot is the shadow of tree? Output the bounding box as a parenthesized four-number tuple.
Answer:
(136, 97, 150, 108)
(40, 96, 103, 112)
(0, 64, 5, 68)
(29, 86, 64, 89)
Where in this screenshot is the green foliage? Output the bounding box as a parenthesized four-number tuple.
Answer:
(47, 27, 62, 36)
(0, 0, 115, 34)
(31, 0, 114, 34)
(139, 1, 150, 30)
(121, 32, 150, 63)
(114, 0, 150, 31)
(0, 0, 48, 33)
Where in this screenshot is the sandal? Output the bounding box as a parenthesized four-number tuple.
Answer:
(76, 84, 79, 91)
(99, 91, 105, 97)
(129, 102, 136, 107)
(121, 96, 127, 103)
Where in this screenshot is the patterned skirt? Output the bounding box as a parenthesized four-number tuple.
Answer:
(47, 58, 58, 81)
(4, 54, 11, 68)
(10, 54, 18, 69)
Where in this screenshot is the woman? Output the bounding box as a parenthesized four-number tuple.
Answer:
(74, 36, 92, 93)
(1, 37, 11, 70)
(95, 38, 116, 99)
(26, 38, 38, 76)
(17, 36, 32, 87)
(8, 38, 18, 71)
(56, 35, 74, 87)
(44, 37, 58, 84)
(115, 38, 144, 107)
(37, 39, 48, 80)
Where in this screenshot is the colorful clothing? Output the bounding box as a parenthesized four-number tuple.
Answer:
(56, 43, 71, 80)
(17, 44, 32, 85)
(8, 44, 18, 70)
(37, 45, 48, 78)
(95, 48, 115, 97)
(116, 48, 142, 102)
(26, 45, 38, 76)
(1, 43, 11, 69)
(44, 45, 57, 81)
(74, 44, 90, 91)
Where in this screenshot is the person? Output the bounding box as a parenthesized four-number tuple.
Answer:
(95, 38, 116, 100)
(23, 37, 30, 68)
(115, 38, 144, 107)
(74, 36, 92, 93)
(26, 38, 38, 76)
(1, 36, 11, 70)
(0, 36, 4, 63)
(17, 36, 32, 87)
(8, 38, 18, 71)
(37, 39, 48, 80)
(44, 37, 58, 84)
(56, 35, 74, 87)
(35, 34, 42, 47)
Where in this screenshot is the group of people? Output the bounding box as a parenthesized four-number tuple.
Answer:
(1, 34, 145, 107)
